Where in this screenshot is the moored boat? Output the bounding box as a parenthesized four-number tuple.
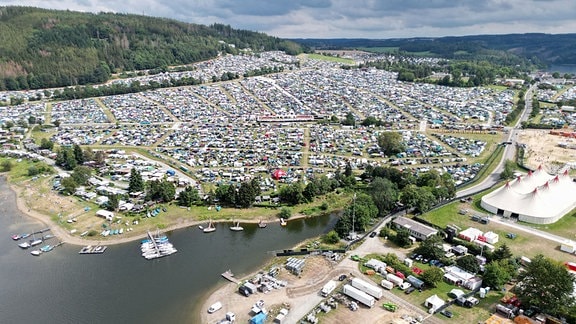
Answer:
(203, 219, 216, 233)
(280, 218, 287, 226)
(30, 250, 41, 256)
(30, 238, 43, 246)
(258, 219, 267, 228)
(40, 244, 53, 252)
(11, 234, 21, 240)
(229, 220, 244, 231)
(18, 241, 31, 249)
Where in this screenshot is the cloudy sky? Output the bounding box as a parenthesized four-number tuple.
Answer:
(5, 0, 576, 38)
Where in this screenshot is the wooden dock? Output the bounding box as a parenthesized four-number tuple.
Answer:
(221, 270, 240, 284)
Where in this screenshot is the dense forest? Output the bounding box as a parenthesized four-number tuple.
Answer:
(292, 33, 576, 67)
(0, 6, 304, 90)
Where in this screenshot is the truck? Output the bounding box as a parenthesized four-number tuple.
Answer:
(342, 284, 375, 308)
(351, 277, 383, 299)
(386, 273, 404, 287)
(380, 279, 394, 290)
(321, 280, 337, 297)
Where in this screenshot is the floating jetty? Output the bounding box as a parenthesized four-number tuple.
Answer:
(79, 245, 107, 254)
(221, 270, 240, 284)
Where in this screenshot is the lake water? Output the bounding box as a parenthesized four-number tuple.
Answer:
(546, 64, 576, 74)
(0, 176, 337, 323)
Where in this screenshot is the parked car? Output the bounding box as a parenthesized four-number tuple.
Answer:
(338, 274, 347, 281)
(440, 310, 453, 318)
(404, 287, 416, 294)
(369, 232, 377, 238)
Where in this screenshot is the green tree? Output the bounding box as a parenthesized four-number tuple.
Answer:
(322, 230, 340, 244)
(342, 112, 355, 126)
(236, 180, 258, 208)
(279, 207, 292, 219)
(39, 138, 54, 150)
(1, 160, 13, 172)
(107, 194, 120, 212)
(456, 254, 480, 274)
(500, 160, 516, 180)
(414, 235, 445, 260)
(55, 147, 77, 170)
(178, 186, 200, 207)
(377, 132, 405, 157)
(516, 254, 575, 315)
(394, 228, 412, 247)
(482, 259, 515, 289)
(60, 176, 78, 195)
(303, 181, 318, 202)
(128, 168, 144, 193)
(278, 182, 304, 205)
(71, 166, 92, 185)
(73, 144, 84, 165)
(420, 267, 444, 288)
(146, 179, 175, 202)
(492, 243, 513, 262)
(369, 177, 398, 216)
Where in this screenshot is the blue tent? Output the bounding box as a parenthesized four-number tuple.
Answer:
(249, 312, 267, 324)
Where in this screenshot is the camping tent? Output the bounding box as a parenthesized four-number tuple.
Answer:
(272, 169, 287, 180)
(425, 294, 445, 312)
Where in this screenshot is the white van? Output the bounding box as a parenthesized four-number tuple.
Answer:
(208, 301, 223, 313)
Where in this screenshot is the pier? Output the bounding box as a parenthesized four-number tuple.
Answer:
(79, 245, 107, 254)
(221, 270, 240, 284)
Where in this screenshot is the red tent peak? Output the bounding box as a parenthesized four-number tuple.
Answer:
(553, 175, 560, 182)
(538, 165, 543, 170)
(505, 181, 511, 188)
(564, 169, 570, 176)
(527, 170, 533, 176)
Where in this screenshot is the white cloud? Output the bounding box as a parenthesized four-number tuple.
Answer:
(3, 0, 576, 38)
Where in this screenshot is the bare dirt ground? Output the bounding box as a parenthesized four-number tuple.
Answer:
(200, 236, 438, 324)
(517, 129, 576, 173)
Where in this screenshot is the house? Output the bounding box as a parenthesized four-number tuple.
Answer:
(392, 217, 438, 241)
(443, 265, 483, 290)
(96, 209, 114, 221)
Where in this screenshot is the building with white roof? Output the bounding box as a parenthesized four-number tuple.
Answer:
(481, 166, 576, 224)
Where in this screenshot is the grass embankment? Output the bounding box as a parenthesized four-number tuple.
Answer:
(456, 143, 504, 192)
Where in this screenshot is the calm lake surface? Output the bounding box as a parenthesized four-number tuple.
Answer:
(0, 177, 337, 324)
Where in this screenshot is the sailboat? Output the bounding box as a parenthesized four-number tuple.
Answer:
(229, 219, 244, 231)
(203, 219, 216, 233)
(280, 218, 287, 226)
(258, 219, 267, 228)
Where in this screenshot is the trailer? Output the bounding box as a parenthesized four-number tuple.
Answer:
(351, 277, 383, 299)
(380, 279, 394, 290)
(342, 284, 375, 308)
(321, 280, 337, 297)
(386, 273, 404, 287)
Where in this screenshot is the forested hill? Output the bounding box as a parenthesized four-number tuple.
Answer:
(292, 33, 576, 66)
(0, 6, 303, 90)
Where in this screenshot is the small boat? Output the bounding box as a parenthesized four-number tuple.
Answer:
(30, 250, 42, 256)
(11, 234, 21, 240)
(40, 244, 54, 253)
(203, 219, 216, 233)
(280, 218, 287, 226)
(229, 220, 244, 231)
(30, 238, 43, 246)
(258, 219, 267, 228)
(18, 241, 31, 249)
(20, 233, 31, 239)
(43, 234, 55, 240)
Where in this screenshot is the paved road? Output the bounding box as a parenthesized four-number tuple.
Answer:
(456, 83, 537, 198)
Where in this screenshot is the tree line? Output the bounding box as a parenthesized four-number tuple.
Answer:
(0, 6, 303, 91)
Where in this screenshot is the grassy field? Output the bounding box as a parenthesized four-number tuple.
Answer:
(306, 53, 355, 64)
(356, 47, 399, 53)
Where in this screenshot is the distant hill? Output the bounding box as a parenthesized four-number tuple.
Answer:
(292, 33, 576, 66)
(0, 6, 303, 90)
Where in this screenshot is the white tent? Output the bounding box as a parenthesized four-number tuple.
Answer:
(425, 294, 445, 312)
(481, 168, 576, 224)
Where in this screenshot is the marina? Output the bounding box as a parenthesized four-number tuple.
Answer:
(79, 245, 108, 254)
(140, 230, 177, 260)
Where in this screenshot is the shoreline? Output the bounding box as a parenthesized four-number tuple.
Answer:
(8, 178, 317, 246)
